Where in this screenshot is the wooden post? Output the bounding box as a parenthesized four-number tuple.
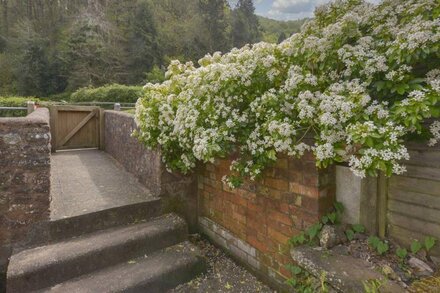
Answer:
(114, 103, 121, 111)
(27, 101, 35, 114)
(99, 108, 105, 150)
(49, 105, 58, 153)
(359, 176, 379, 235)
(377, 172, 388, 238)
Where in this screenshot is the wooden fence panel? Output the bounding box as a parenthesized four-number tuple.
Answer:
(386, 145, 440, 256)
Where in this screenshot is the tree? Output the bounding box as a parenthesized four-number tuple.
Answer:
(198, 0, 231, 52)
(126, 0, 160, 84)
(11, 20, 52, 96)
(277, 31, 286, 44)
(62, 3, 126, 90)
(231, 0, 261, 47)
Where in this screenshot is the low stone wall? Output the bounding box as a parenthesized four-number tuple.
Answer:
(104, 110, 198, 231)
(104, 111, 162, 195)
(0, 108, 51, 288)
(198, 154, 335, 289)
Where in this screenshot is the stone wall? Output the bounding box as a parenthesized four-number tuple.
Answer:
(104, 110, 162, 195)
(198, 154, 335, 289)
(0, 108, 51, 289)
(104, 110, 198, 231)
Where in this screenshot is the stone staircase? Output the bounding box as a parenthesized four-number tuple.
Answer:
(6, 199, 206, 293)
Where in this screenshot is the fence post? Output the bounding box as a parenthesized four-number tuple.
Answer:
(114, 103, 121, 111)
(27, 101, 35, 115)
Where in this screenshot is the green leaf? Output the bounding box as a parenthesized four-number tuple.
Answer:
(396, 248, 408, 260)
(377, 241, 389, 255)
(334, 202, 344, 214)
(321, 215, 329, 224)
(352, 224, 365, 234)
(306, 223, 322, 241)
(290, 233, 306, 246)
(267, 149, 277, 161)
(366, 137, 374, 147)
(368, 236, 381, 249)
(345, 229, 355, 241)
(411, 240, 422, 254)
(286, 265, 302, 275)
(328, 212, 337, 224)
(286, 278, 298, 287)
(424, 236, 437, 252)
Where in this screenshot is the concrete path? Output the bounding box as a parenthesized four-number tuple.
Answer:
(50, 149, 155, 220)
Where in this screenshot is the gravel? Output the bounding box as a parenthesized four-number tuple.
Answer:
(169, 234, 275, 293)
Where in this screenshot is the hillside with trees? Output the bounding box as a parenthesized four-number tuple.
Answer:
(0, 0, 304, 98)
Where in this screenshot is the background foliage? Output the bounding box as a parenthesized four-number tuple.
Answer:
(0, 96, 39, 117)
(0, 0, 301, 98)
(70, 85, 144, 104)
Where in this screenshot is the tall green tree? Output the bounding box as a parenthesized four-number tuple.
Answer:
(198, 0, 231, 53)
(231, 0, 261, 48)
(62, 2, 126, 90)
(11, 20, 52, 96)
(127, 0, 160, 84)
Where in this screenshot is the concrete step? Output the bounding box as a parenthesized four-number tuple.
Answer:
(25, 198, 162, 249)
(40, 241, 206, 293)
(7, 214, 187, 293)
(291, 246, 404, 293)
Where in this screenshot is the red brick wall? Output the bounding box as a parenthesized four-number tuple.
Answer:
(198, 153, 335, 287)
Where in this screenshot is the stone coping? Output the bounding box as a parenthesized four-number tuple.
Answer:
(0, 108, 50, 126)
(104, 109, 135, 118)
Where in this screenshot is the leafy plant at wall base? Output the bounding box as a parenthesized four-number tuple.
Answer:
(368, 236, 381, 249)
(424, 236, 437, 253)
(396, 247, 408, 262)
(411, 240, 422, 254)
(286, 264, 302, 276)
(376, 242, 389, 255)
(346, 224, 365, 241)
(334, 202, 344, 215)
(327, 212, 337, 225)
(363, 279, 386, 293)
(345, 229, 355, 241)
(368, 236, 389, 255)
(352, 224, 365, 234)
(290, 232, 307, 246)
(319, 271, 329, 293)
(306, 223, 323, 243)
(285, 265, 316, 293)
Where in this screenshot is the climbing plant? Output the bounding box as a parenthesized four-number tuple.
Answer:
(135, 0, 440, 188)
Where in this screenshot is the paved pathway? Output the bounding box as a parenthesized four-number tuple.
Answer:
(50, 149, 155, 220)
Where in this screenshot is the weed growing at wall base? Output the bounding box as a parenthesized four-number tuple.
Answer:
(135, 0, 440, 187)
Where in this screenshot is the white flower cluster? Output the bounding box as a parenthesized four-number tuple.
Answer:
(135, 0, 440, 187)
(429, 121, 440, 147)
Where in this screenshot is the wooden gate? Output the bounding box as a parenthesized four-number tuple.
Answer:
(50, 106, 103, 151)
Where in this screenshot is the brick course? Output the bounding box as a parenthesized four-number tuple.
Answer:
(198, 154, 335, 289)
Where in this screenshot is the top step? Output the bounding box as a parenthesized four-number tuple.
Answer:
(7, 213, 187, 293)
(24, 198, 162, 249)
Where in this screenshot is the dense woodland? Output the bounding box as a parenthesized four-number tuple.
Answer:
(0, 0, 305, 98)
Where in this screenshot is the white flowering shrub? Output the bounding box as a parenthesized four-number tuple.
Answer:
(135, 0, 440, 188)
